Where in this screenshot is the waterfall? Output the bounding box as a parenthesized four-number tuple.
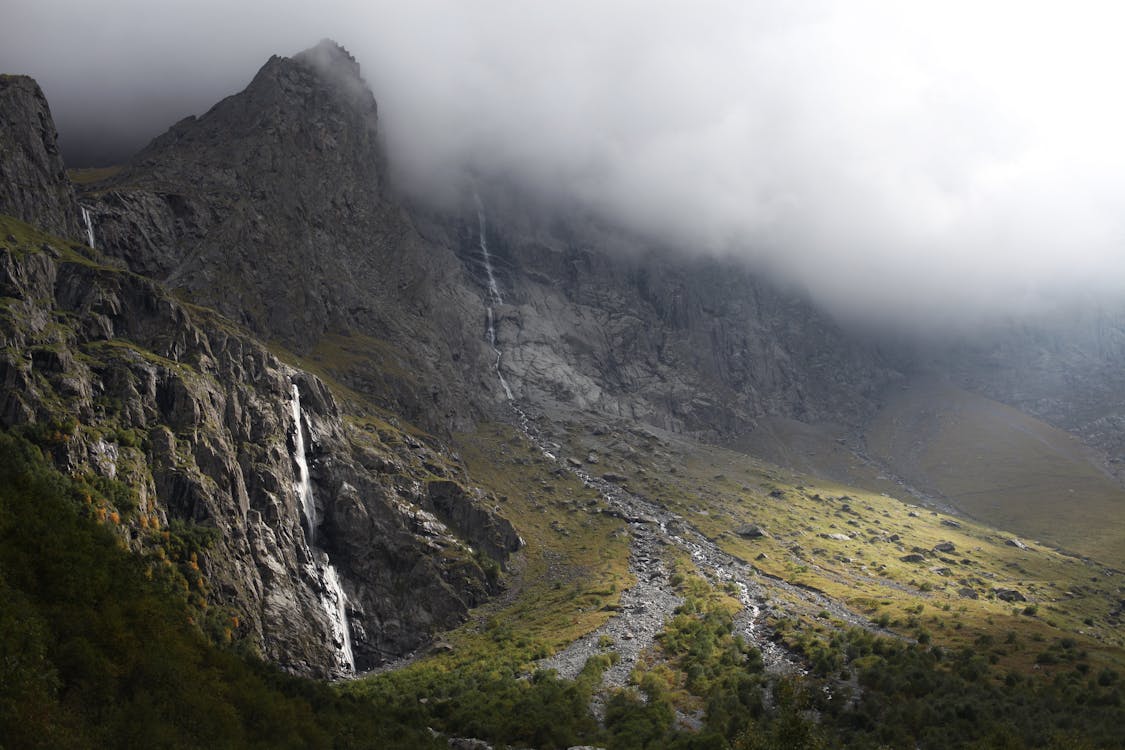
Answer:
(475, 194, 504, 306)
(79, 205, 96, 249)
(290, 382, 355, 674)
(290, 384, 318, 547)
(475, 195, 514, 402)
(321, 561, 356, 671)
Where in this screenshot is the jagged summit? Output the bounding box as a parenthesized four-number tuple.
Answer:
(0, 74, 82, 241)
(293, 38, 379, 116)
(294, 39, 365, 86)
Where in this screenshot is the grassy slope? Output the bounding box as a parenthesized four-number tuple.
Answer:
(552, 418, 1125, 677)
(866, 376, 1125, 568)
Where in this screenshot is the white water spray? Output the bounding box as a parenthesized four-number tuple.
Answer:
(79, 205, 96, 249)
(290, 383, 355, 674)
(475, 195, 514, 402)
(290, 384, 318, 547)
(476, 194, 504, 306)
(321, 561, 355, 672)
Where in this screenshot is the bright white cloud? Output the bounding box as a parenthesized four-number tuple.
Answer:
(4, 0, 1125, 326)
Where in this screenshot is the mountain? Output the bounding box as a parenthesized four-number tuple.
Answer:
(3, 40, 1125, 748)
(0, 54, 520, 678)
(0, 75, 83, 241)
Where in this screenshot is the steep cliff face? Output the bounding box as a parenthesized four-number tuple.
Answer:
(0, 56, 525, 676)
(0, 75, 83, 241)
(82, 41, 491, 435)
(0, 213, 520, 675)
(76, 41, 896, 444)
(413, 193, 894, 438)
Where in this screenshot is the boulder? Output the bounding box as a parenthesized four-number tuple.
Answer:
(994, 588, 1027, 602)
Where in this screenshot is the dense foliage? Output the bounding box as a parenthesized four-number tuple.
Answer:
(355, 574, 1125, 749)
(0, 431, 437, 749)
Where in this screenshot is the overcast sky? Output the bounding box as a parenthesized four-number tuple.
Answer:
(4, 1, 1125, 328)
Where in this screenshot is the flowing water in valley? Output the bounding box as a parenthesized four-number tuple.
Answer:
(466, 197, 869, 713)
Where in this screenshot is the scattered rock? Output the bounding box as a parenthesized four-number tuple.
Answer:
(958, 588, 979, 599)
(941, 519, 962, 528)
(1005, 538, 1027, 550)
(994, 588, 1027, 602)
(900, 553, 927, 563)
(448, 738, 493, 750)
(933, 541, 956, 553)
(736, 524, 767, 539)
(821, 533, 851, 541)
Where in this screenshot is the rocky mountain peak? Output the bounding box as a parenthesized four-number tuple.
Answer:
(293, 38, 373, 112)
(0, 74, 82, 241)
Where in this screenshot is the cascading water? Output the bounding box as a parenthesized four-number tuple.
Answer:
(320, 563, 355, 672)
(290, 384, 319, 546)
(290, 383, 355, 674)
(79, 205, 96, 249)
(475, 195, 514, 401)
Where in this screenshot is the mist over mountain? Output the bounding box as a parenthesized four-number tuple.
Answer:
(7, 1, 1125, 329)
(4, 11, 1125, 748)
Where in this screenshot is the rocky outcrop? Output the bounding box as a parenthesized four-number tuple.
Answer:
(0, 214, 517, 676)
(80, 41, 490, 435)
(0, 75, 83, 241)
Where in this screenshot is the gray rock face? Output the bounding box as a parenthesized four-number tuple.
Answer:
(425, 188, 895, 438)
(76, 41, 896, 444)
(0, 75, 82, 240)
(0, 234, 518, 675)
(83, 41, 490, 435)
(0, 64, 525, 678)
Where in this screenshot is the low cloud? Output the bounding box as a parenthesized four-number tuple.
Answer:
(5, 1, 1125, 328)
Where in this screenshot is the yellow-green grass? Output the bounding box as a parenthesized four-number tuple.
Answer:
(305, 331, 418, 384)
(867, 376, 1125, 568)
(628, 563, 744, 717)
(266, 336, 430, 440)
(67, 165, 122, 185)
(553, 419, 1125, 677)
(731, 415, 903, 495)
(347, 422, 632, 689)
(0, 213, 113, 267)
(451, 422, 633, 652)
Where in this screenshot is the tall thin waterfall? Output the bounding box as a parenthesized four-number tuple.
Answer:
(290, 384, 318, 546)
(290, 383, 355, 674)
(79, 205, 96, 249)
(476, 195, 504, 306)
(475, 195, 514, 401)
